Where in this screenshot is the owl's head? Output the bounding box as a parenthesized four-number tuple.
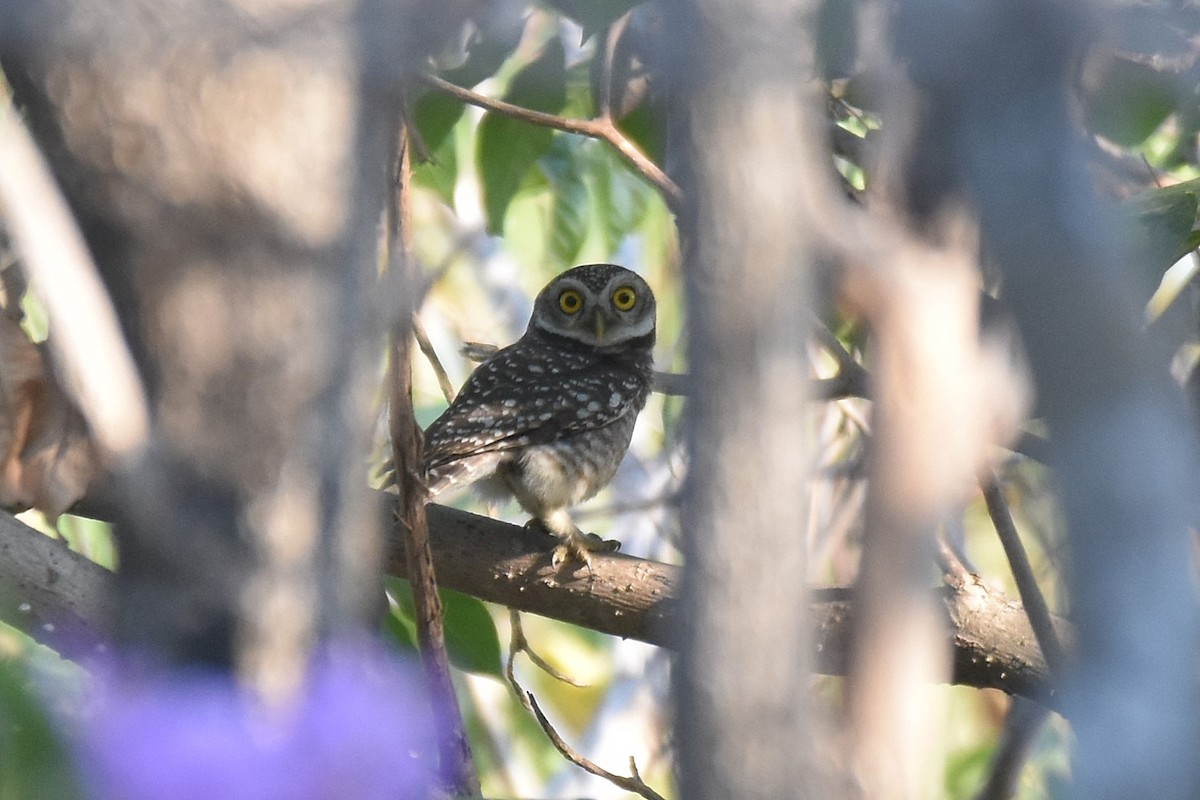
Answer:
(528, 264, 656, 351)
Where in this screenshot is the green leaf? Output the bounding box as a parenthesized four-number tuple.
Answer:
(478, 40, 568, 234)
(1126, 179, 1200, 272)
(412, 109, 459, 206)
(412, 90, 465, 156)
(614, 96, 666, 167)
(384, 578, 503, 679)
(382, 578, 419, 655)
(943, 741, 994, 799)
(1125, 180, 1200, 319)
(1085, 56, 1177, 146)
(1182, 229, 1200, 255)
(382, 607, 418, 655)
(0, 657, 83, 800)
(440, 588, 504, 679)
(564, 59, 597, 121)
(417, 8, 524, 155)
(595, 145, 649, 251)
(543, 137, 591, 264)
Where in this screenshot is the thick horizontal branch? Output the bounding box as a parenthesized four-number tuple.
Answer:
(399, 505, 1066, 710)
(3, 501, 1066, 708)
(0, 510, 114, 658)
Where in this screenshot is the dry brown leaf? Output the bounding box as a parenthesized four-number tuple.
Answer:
(0, 314, 99, 518)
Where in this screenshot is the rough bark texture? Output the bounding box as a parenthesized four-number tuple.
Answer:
(5, 501, 1068, 708)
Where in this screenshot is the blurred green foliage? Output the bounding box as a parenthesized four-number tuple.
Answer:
(385, 577, 504, 679)
(0, 649, 84, 800)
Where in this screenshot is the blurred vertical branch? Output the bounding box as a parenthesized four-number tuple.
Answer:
(845, 227, 980, 799)
(839, 33, 1022, 785)
(385, 123, 479, 795)
(668, 0, 826, 797)
(0, 103, 148, 461)
(891, 1, 1200, 798)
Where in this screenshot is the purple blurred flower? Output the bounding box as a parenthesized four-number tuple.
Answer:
(75, 638, 433, 800)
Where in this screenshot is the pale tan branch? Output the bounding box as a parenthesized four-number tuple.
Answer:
(0, 103, 148, 458)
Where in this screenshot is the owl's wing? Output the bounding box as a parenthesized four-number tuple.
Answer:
(421, 346, 645, 496)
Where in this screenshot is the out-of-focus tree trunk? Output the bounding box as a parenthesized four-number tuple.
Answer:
(891, 1, 1200, 797)
(0, 0, 434, 697)
(668, 1, 827, 797)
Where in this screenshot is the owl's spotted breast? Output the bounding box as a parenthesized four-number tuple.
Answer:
(422, 335, 652, 497)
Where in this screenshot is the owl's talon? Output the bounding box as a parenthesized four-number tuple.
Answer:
(551, 543, 587, 570)
(584, 532, 620, 553)
(550, 530, 620, 569)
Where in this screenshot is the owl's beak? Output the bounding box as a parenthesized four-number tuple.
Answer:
(593, 312, 607, 341)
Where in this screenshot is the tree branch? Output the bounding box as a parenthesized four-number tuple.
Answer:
(0, 509, 113, 659)
(980, 475, 1065, 676)
(18, 500, 1069, 709)
(0, 102, 148, 459)
(506, 610, 666, 800)
(419, 73, 683, 213)
(386, 125, 479, 795)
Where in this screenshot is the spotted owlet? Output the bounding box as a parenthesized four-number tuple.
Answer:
(422, 263, 656, 565)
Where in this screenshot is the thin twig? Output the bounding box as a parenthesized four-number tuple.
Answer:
(461, 340, 499, 362)
(526, 692, 667, 800)
(811, 320, 871, 396)
(462, 333, 867, 400)
(386, 123, 479, 796)
(419, 73, 683, 212)
(506, 610, 666, 800)
(573, 490, 679, 520)
(509, 610, 590, 687)
(980, 474, 1066, 676)
(412, 314, 456, 404)
(935, 535, 973, 584)
(652, 370, 688, 395)
(654, 370, 868, 400)
(975, 697, 1052, 800)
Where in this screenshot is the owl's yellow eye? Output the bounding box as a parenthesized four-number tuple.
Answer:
(558, 289, 584, 314)
(611, 286, 637, 311)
